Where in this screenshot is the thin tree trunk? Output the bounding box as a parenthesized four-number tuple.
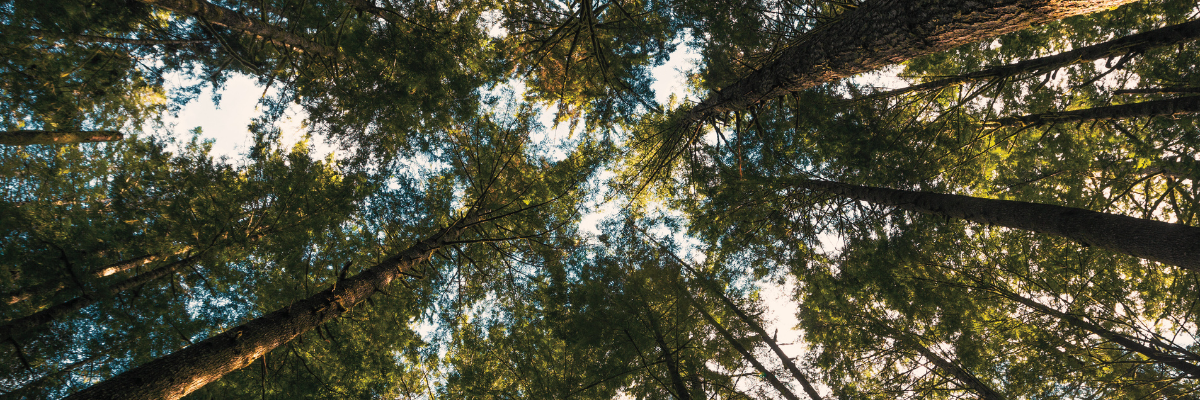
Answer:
(986, 283, 1200, 378)
(659, 248, 824, 400)
(862, 19, 1200, 101)
(875, 322, 1007, 400)
(0, 131, 122, 146)
(780, 178, 1200, 271)
(987, 95, 1200, 127)
(3, 250, 185, 306)
(1115, 86, 1200, 95)
(680, 0, 1136, 125)
(691, 295, 801, 400)
(134, 0, 336, 57)
(64, 212, 479, 400)
(649, 321, 694, 400)
(0, 253, 204, 344)
(708, 287, 822, 400)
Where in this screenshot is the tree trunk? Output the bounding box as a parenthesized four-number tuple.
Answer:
(781, 178, 1200, 271)
(649, 320, 694, 400)
(1115, 86, 1200, 95)
(0, 253, 204, 344)
(706, 285, 822, 400)
(691, 294, 801, 400)
(875, 322, 1007, 400)
(64, 213, 478, 400)
(681, 0, 1136, 124)
(0, 131, 122, 146)
(863, 19, 1200, 100)
(987, 283, 1200, 378)
(987, 95, 1200, 127)
(134, 0, 336, 57)
(5, 25, 213, 46)
(1, 281, 65, 306)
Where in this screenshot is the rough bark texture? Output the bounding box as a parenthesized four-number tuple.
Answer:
(865, 19, 1200, 100)
(993, 285, 1200, 378)
(988, 95, 1200, 127)
(788, 178, 1200, 271)
(0, 254, 202, 344)
(0, 131, 122, 146)
(693, 298, 801, 400)
(65, 214, 477, 400)
(134, 0, 335, 56)
(682, 0, 1136, 125)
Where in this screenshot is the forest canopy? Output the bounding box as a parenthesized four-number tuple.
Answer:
(2, 0, 1199, 398)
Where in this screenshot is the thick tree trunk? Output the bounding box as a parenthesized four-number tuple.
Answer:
(987, 95, 1200, 127)
(864, 19, 1200, 100)
(64, 213, 478, 400)
(0, 131, 122, 146)
(134, 0, 336, 57)
(0, 254, 203, 344)
(692, 296, 801, 400)
(1115, 86, 1200, 95)
(989, 284, 1200, 378)
(782, 178, 1200, 271)
(681, 0, 1136, 124)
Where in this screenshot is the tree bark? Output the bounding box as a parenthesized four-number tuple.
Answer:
(863, 19, 1200, 100)
(691, 295, 801, 400)
(649, 320, 694, 400)
(64, 213, 479, 400)
(987, 284, 1200, 378)
(4, 25, 214, 46)
(781, 178, 1200, 271)
(681, 0, 1136, 125)
(987, 95, 1200, 127)
(0, 131, 122, 146)
(133, 0, 336, 57)
(1, 281, 65, 306)
(0, 253, 204, 344)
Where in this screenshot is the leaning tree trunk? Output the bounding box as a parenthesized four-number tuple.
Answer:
(0, 253, 204, 344)
(1115, 86, 1200, 95)
(780, 178, 1200, 271)
(678, 0, 1136, 126)
(987, 283, 1200, 378)
(875, 322, 1007, 400)
(863, 19, 1200, 101)
(987, 95, 1200, 127)
(689, 291, 802, 400)
(648, 318, 695, 400)
(0, 131, 122, 146)
(64, 212, 479, 400)
(134, 0, 336, 57)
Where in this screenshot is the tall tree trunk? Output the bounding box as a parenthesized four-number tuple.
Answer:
(0, 131, 122, 146)
(659, 248, 824, 400)
(680, 0, 1136, 125)
(863, 19, 1200, 101)
(1, 281, 65, 306)
(1115, 86, 1200, 95)
(134, 0, 336, 57)
(649, 320, 694, 400)
(779, 178, 1200, 271)
(874, 321, 1007, 400)
(987, 95, 1200, 127)
(3, 250, 185, 306)
(0, 253, 204, 344)
(64, 213, 479, 400)
(985, 283, 1200, 378)
(690, 293, 801, 400)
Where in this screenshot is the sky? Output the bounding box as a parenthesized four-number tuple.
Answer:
(160, 38, 878, 395)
